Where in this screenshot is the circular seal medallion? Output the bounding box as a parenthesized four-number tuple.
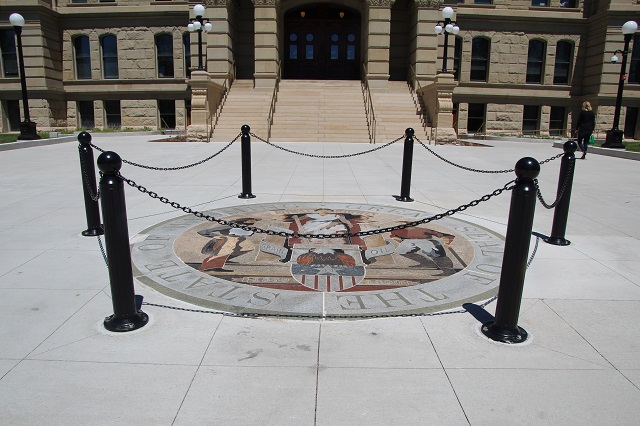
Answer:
(131, 203, 504, 317)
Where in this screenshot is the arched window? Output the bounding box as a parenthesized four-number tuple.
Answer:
(156, 34, 174, 78)
(0, 29, 18, 77)
(183, 32, 191, 78)
(74, 35, 91, 80)
(470, 37, 490, 82)
(553, 41, 573, 85)
(101, 35, 118, 79)
(526, 39, 546, 84)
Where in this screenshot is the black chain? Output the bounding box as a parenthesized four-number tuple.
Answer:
(416, 136, 564, 174)
(252, 132, 403, 159)
(416, 137, 515, 174)
(90, 134, 239, 171)
(539, 152, 564, 165)
(79, 149, 100, 201)
(119, 172, 516, 239)
(534, 159, 574, 209)
(527, 235, 539, 268)
(141, 294, 498, 320)
(97, 235, 108, 267)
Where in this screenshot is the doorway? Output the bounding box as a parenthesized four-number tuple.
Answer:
(284, 4, 360, 80)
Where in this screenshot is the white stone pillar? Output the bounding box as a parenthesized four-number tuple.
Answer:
(206, 0, 234, 83)
(252, 0, 279, 90)
(366, 0, 394, 89)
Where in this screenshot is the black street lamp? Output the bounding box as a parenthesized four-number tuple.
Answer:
(9, 13, 40, 140)
(434, 7, 460, 74)
(187, 4, 212, 71)
(603, 20, 638, 149)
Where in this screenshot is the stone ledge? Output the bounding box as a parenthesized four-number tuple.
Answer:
(0, 135, 78, 152)
(0, 131, 163, 152)
(552, 141, 640, 161)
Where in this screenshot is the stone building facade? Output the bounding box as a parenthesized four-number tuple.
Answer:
(0, 0, 638, 139)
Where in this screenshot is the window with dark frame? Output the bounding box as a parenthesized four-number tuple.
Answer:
(104, 100, 121, 129)
(156, 34, 174, 78)
(526, 39, 546, 84)
(101, 35, 119, 79)
(0, 29, 18, 78)
(183, 33, 191, 78)
(522, 105, 540, 135)
(624, 107, 638, 138)
(77, 101, 95, 129)
(5, 100, 21, 131)
(453, 36, 462, 82)
(467, 103, 486, 133)
(158, 100, 176, 129)
(470, 37, 490, 82)
(74, 36, 92, 80)
(553, 41, 572, 85)
(629, 35, 639, 84)
(549, 106, 566, 136)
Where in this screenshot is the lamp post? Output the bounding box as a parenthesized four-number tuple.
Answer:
(434, 7, 460, 74)
(603, 20, 638, 149)
(187, 4, 212, 71)
(9, 13, 40, 140)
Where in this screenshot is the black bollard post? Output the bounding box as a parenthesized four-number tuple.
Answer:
(545, 140, 577, 246)
(482, 157, 540, 344)
(395, 128, 415, 202)
(238, 124, 256, 199)
(97, 151, 149, 332)
(78, 132, 104, 237)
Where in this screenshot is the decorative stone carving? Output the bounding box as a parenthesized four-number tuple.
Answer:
(251, 0, 278, 6)
(413, 0, 443, 9)
(366, 0, 396, 7)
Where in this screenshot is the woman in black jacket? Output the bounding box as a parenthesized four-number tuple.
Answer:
(574, 101, 595, 159)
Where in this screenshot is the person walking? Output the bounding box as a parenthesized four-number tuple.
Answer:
(574, 101, 595, 159)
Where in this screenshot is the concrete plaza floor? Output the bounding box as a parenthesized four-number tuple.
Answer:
(1, 132, 639, 425)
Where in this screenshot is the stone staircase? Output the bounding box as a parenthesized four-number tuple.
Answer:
(210, 79, 430, 143)
(370, 81, 430, 143)
(269, 80, 370, 143)
(209, 79, 270, 142)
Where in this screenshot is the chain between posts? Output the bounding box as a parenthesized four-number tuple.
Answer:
(534, 159, 574, 209)
(89, 134, 240, 171)
(79, 150, 100, 201)
(119, 172, 516, 239)
(97, 236, 108, 267)
(251, 132, 403, 159)
(140, 294, 499, 320)
(416, 136, 564, 174)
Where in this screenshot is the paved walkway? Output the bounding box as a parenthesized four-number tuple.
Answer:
(1, 133, 639, 425)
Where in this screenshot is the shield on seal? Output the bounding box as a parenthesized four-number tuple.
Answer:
(291, 245, 366, 292)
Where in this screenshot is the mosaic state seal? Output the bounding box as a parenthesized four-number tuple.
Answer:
(131, 203, 505, 317)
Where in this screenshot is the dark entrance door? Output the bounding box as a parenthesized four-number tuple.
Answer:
(284, 5, 360, 80)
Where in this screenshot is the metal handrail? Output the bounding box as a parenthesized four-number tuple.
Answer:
(361, 63, 376, 144)
(266, 60, 282, 141)
(208, 61, 236, 142)
(408, 64, 430, 135)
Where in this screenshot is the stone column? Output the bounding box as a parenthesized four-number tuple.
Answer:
(207, 0, 234, 83)
(253, 0, 279, 90)
(410, 0, 442, 85)
(420, 72, 457, 144)
(366, 0, 394, 89)
(540, 105, 550, 137)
